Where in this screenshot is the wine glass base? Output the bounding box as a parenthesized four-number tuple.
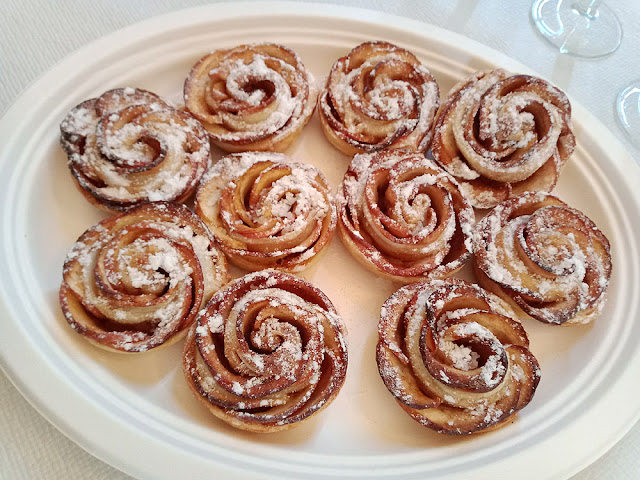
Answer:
(531, 0, 622, 58)
(617, 82, 640, 150)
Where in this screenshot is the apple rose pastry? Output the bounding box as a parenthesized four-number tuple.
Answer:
(431, 69, 575, 208)
(195, 151, 337, 272)
(473, 192, 612, 325)
(338, 149, 474, 283)
(318, 41, 440, 156)
(184, 43, 317, 152)
(60, 87, 211, 212)
(377, 279, 540, 435)
(59, 202, 230, 352)
(183, 270, 348, 432)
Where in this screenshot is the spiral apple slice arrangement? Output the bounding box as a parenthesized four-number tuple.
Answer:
(55, 39, 612, 436)
(59, 202, 230, 353)
(377, 279, 540, 435)
(183, 270, 348, 432)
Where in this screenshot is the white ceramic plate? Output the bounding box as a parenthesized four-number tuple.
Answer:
(1, 3, 639, 479)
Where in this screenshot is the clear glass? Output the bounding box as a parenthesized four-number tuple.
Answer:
(531, 0, 622, 58)
(617, 82, 640, 150)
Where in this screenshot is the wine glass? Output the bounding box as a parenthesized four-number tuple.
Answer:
(530, 0, 622, 58)
(617, 82, 640, 150)
(532, 1, 639, 151)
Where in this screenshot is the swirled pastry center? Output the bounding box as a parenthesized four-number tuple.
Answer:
(473, 192, 611, 325)
(377, 279, 540, 434)
(338, 149, 473, 282)
(196, 151, 336, 272)
(59, 202, 230, 352)
(60, 88, 211, 210)
(319, 41, 440, 155)
(183, 270, 348, 432)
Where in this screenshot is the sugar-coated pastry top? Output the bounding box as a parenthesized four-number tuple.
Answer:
(195, 151, 337, 273)
(338, 149, 474, 283)
(377, 278, 541, 434)
(472, 191, 612, 325)
(431, 69, 575, 209)
(53, 40, 615, 442)
(60, 87, 211, 211)
(184, 43, 317, 152)
(183, 269, 348, 432)
(318, 41, 440, 155)
(59, 202, 230, 352)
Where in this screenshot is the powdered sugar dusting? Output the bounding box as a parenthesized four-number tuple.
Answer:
(185, 43, 317, 149)
(378, 279, 539, 434)
(339, 149, 473, 280)
(432, 69, 575, 209)
(320, 41, 440, 152)
(473, 192, 611, 325)
(198, 151, 336, 272)
(60, 203, 229, 353)
(60, 87, 210, 210)
(187, 271, 347, 430)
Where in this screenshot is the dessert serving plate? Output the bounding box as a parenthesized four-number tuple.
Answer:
(1, 3, 639, 479)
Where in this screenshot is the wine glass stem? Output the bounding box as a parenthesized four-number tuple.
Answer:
(573, 0, 601, 18)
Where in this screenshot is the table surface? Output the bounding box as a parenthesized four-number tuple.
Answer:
(1, 0, 639, 478)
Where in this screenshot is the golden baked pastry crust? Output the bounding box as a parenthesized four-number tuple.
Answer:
(184, 43, 317, 152)
(183, 270, 348, 432)
(195, 151, 337, 273)
(431, 70, 575, 209)
(318, 41, 440, 156)
(60, 87, 211, 212)
(338, 149, 473, 283)
(377, 278, 540, 434)
(472, 191, 612, 325)
(59, 202, 230, 352)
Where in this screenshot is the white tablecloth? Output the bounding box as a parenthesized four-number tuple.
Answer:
(1, 0, 639, 478)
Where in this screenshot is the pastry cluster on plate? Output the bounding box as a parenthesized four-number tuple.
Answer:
(58, 41, 611, 435)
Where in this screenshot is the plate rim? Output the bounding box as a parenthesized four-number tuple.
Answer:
(1, 2, 640, 479)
